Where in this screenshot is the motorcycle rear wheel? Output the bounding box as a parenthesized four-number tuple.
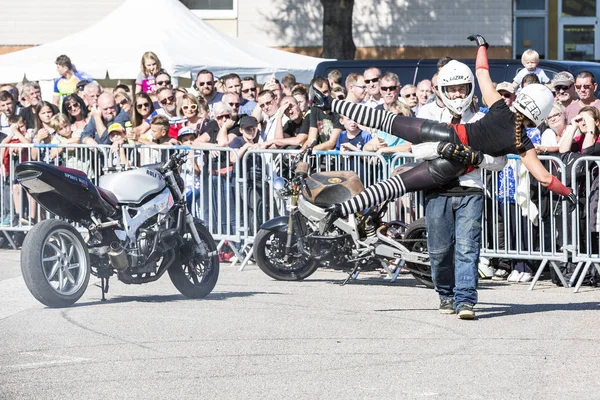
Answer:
(168, 221, 219, 298)
(21, 219, 91, 307)
(403, 217, 434, 289)
(253, 226, 318, 281)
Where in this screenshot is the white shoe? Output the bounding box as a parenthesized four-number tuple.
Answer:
(518, 272, 532, 283)
(507, 270, 522, 282)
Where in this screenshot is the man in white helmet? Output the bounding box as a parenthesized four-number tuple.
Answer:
(413, 60, 507, 319)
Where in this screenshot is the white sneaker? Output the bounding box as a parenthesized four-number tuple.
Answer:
(518, 272, 532, 283)
(507, 270, 522, 282)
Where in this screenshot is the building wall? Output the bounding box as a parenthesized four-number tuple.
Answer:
(0, 0, 513, 60)
(238, 0, 512, 48)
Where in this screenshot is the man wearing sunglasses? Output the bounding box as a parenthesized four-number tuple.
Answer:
(361, 67, 384, 108)
(241, 77, 258, 102)
(495, 82, 516, 109)
(375, 72, 401, 111)
(146, 87, 187, 139)
(222, 73, 257, 116)
(551, 72, 576, 110)
(567, 70, 600, 122)
(303, 77, 343, 151)
(193, 69, 223, 113)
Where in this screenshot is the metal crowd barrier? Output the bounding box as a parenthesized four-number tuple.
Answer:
(567, 156, 600, 292)
(1, 143, 598, 292)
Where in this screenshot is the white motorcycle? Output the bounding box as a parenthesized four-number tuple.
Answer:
(16, 152, 219, 307)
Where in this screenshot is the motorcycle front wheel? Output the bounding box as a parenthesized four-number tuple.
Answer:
(253, 225, 318, 281)
(169, 221, 219, 298)
(21, 219, 91, 307)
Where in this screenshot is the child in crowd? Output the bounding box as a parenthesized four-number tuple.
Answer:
(2, 115, 33, 225)
(335, 116, 374, 152)
(106, 123, 133, 170)
(512, 49, 550, 88)
(49, 113, 79, 166)
(137, 115, 172, 165)
(336, 116, 375, 182)
(135, 51, 163, 94)
(31, 101, 58, 162)
(177, 127, 202, 212)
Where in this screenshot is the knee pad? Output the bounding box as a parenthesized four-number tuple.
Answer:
(427, 158, 467, 186)
(419, 120, 460, 143)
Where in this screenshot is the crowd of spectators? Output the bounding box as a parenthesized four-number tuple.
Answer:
(1, 50, 599, 273)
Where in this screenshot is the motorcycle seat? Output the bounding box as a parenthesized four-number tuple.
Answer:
(98, 187, 119, 207)
(303, 171, 364, 208)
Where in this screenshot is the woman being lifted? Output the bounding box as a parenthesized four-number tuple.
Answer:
(315, 34, 576, 231)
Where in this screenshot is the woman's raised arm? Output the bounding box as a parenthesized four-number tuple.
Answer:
(468, 34, 502, 108)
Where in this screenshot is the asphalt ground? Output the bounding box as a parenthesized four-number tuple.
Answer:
(1, 249, 600, 399)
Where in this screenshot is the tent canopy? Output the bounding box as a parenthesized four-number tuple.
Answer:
(0, 0, 330, 83)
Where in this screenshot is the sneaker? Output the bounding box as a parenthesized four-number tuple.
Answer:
(1, 217, 11, 227)
(492, 268, 510, 281)
(457, 304, 476, 320)
(439, 299, 455, 314)
(507, 270, 522, 282)
(518, 272, 532, 283)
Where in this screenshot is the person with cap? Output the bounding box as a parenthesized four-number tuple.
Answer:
(229, 115, 268, 232)
(495, 81, 516, 109)
(106, 122, 131, 169)
(551, 71, 577, 111)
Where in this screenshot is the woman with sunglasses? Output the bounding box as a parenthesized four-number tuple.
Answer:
(61, 93, 89, 136)
(130, 92, 155, 139)
(177, 93, 209, 133)
(114, 92, 132, 114)
(313, 34, 576, 231)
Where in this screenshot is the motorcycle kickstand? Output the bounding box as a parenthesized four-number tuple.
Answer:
(100, 277, 110, 302)
(388, 259, 405, 283)
(342, 263, 361, 286)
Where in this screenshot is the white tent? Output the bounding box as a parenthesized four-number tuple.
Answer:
(0, 0, 330, 83)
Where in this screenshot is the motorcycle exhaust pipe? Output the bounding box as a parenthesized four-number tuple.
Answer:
(108, 242, 129, 270)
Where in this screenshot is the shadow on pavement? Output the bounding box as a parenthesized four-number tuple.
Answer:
(70, 290, 282, 307)
(475, 301, 600, 319)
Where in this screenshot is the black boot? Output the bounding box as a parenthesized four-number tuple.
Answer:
(321, 203, 342, 234)
(311, 87, 332, 112)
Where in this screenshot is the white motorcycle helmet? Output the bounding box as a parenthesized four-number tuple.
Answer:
(437, 60, 475, 116)
(513, 83, 555, 127)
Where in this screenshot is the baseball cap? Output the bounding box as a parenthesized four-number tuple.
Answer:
(496, 82, 515, 94)
(177, 126, 197, 138)
(107, 122, 125, 134)
(551, 71, 575, 88)
(240, 116, 259, 129)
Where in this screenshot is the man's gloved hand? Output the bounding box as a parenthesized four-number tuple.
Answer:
(565, 191, 577, 214)
(437, 142, 484, 165)
(467, 34, 489, 49)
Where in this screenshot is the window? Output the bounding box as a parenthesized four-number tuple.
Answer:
(513, 0, 547, 59)
(561, 0, 596, 17)
(180, 0, 237, 19)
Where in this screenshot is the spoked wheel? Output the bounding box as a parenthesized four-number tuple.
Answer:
(21, 219, 90, 307)
(253, 227, 318, 281)
(403, 217, 434, 289)
(168, 221, 219, 298)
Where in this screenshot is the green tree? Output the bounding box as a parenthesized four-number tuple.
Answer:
(321, 0, 356, 59)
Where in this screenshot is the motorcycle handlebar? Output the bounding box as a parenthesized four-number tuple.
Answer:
(159, 151, 188, 173)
